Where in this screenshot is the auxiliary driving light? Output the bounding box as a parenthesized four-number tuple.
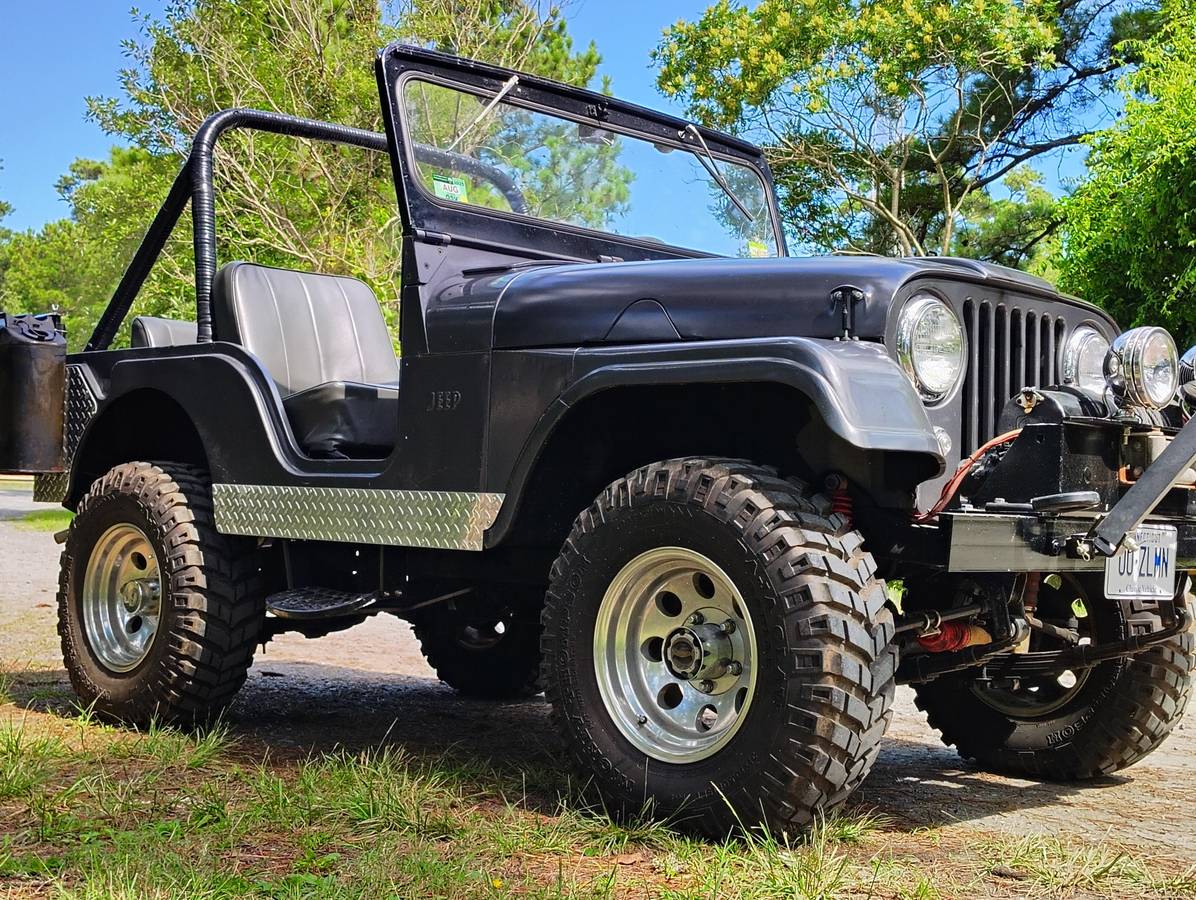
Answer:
(1181, 345, 1196, 413)
(1061, 325, 1110, 401)
(1104, 326, 1179, 410)
(1181, 345, 1196, 387)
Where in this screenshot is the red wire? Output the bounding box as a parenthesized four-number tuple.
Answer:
(914, 428, 1023, 522)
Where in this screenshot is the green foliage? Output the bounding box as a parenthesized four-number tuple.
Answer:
(1057, 1, 1196, 344)
(655, 1, 1158, 262)
(0, 0, 603, 348)
(953, 167, 1060, 276)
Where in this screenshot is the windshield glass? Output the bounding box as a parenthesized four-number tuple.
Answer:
(402, 79, 780, 258)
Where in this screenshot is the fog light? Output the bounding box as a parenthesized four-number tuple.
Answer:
(1104, 327, 1178, 410)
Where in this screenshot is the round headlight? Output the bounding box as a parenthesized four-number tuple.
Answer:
(1104, 326, 1179, 410)
(1061, 326, 1111, 400)
(897, 297, 965, 402)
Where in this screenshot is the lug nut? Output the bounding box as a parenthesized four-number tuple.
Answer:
(720, 619, 736, 634)
(687, 612, 705, 625)
(726, 661, 743, 676)
(698, 679, 715, 692)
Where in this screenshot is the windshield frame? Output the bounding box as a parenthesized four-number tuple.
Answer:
(378, 44, 787, 263)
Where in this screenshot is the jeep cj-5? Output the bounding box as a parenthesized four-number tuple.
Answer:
(1, 45, 1192, 837)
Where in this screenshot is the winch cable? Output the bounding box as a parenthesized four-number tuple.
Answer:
(914, 428, 1023, 523)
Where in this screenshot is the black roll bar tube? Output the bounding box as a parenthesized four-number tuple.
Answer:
(85, 108, 389, 351)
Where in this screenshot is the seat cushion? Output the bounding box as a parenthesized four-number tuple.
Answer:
(282, 380, 399, 459)
(213, 262, 399, 395)
(131, 316, 197, 348)
(212, 262, 402, 458)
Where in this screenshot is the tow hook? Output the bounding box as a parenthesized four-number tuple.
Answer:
(1017, 388, 1045, 414)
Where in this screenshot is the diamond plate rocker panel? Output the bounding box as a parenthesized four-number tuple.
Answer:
(34, 366, 98, 503)
(211, 484, 505, 551)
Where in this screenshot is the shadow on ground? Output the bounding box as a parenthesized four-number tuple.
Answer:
(3, 662, 1120, 836)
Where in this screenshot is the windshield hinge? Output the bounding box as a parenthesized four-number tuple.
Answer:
(414, 228, 453, 246)
(829, 285, 866, 340)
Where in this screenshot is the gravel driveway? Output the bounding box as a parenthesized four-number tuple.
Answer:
(2, 483, 1192, 859)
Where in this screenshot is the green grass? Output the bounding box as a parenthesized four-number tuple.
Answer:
(13, 507, 73, 532)
(0, 704, 1192, 899)
(981, 834, 1196, 898)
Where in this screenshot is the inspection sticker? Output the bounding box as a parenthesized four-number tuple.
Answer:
(431, 174, 469, 203)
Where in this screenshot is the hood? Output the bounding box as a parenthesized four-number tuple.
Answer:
(486, 255, 1094, 350)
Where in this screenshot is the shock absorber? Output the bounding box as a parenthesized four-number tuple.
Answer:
(825, 473, 853, 526)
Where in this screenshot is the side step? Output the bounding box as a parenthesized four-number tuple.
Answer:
(265, 587, 377, 621)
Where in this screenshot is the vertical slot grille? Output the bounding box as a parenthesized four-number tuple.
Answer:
(960, 299, 1063, 454)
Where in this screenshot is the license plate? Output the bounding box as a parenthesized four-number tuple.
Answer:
(1104, 525, 1179, 599)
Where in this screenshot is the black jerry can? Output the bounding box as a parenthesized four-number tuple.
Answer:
(0, 312, 67, 474)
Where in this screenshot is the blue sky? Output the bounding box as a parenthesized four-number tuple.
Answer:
(0, 1, 1089, 233)
(0, 0, 704, 232)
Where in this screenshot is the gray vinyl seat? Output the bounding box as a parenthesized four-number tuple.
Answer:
(212, 261, 400, 459)
(130, 316, 197, 348)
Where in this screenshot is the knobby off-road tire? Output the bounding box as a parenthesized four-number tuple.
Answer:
(914, 576, 1194, 779)
(58, 462, 265, 725)
(542, 457, 897, 837)
(413, 587, 544, 699)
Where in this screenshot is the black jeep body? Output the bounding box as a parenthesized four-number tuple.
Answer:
(3, 45, 1192, 837)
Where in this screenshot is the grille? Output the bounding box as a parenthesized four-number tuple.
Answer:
(960, 298, 1067, 454)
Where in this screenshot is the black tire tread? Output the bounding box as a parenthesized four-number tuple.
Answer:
(57, 461, 264, 724)
(914, 585, 1194, 779)
(542, 456, 897, 836)
(412, 591, 543, 700)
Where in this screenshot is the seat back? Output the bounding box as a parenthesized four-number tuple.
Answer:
(131, 316, 197, 348)
(212, 262, 399, 396)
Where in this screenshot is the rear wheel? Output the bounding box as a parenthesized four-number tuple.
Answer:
(413, 587, 543, 699)
(913, 574, 1194, 779)
(58, 462, 265, 725)
(542, 457, 896, 837)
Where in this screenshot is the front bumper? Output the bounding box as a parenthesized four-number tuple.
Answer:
(942, 406, 1196, 574)
(944, 510, 1196, 573)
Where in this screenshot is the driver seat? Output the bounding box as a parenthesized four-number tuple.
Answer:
(213, 262, 400, 459)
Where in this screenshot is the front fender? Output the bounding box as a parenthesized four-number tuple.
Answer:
(564, 337, 943, 460)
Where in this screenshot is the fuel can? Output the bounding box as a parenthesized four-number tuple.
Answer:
(0, 312, 67, 473)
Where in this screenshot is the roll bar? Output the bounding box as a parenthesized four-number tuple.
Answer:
(86, 109, 388, 351)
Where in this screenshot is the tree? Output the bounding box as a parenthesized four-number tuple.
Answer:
(654, 0, 1161, 260)
(1056, 2, 1196, 346)
(952, 167, 1060, 275)
(1, 0, 605, 347)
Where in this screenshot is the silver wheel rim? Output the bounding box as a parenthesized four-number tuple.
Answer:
(81, 523, 163, 672)
(594, 547, 757, 764)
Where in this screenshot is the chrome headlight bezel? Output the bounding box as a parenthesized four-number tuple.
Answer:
(1060, 325, 1111, 401)
(1104, 326, 1179, 410)
(896, 295, 966, 404)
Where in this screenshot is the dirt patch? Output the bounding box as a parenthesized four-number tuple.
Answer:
(3, 483, 1195, 871)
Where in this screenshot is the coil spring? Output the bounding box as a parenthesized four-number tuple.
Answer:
(825, 473, 853, 526)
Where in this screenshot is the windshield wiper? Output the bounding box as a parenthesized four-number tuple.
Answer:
(447, 75, 519, 152)
(683, 123, 755, 224)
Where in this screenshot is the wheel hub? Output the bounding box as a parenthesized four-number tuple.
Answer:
(593, 547, 758, 764)
(81, 524, 163, 672)
(664, 619, 735, 685)
(119, 578, 160, 613)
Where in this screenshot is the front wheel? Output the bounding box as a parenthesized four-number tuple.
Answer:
(913, 574, 1194, 779)
(542, 458, 896, 837)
